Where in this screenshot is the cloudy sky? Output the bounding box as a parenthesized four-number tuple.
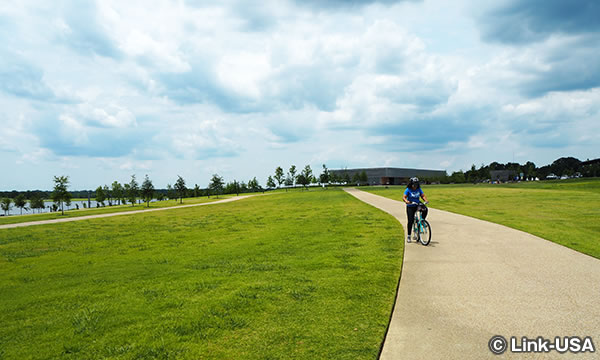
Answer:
(1, 0, 599, 190)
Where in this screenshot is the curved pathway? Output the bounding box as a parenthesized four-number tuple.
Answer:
(0, 195, 254, 230)
(345, 188, 600, 359)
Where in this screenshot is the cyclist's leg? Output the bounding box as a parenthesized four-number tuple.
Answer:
(406, 206, 416, 238)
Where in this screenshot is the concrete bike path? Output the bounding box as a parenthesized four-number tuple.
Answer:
(0, 195, 254, 230)
(344, 188, 600, 359)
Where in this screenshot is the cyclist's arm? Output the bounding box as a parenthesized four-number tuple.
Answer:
(421, 193, 429, 203)
(402, 193, 410, 204)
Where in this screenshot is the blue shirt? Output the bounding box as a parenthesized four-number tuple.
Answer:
(404, 187, 424, 207)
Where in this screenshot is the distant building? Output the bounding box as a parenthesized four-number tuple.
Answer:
(581, 158, 600, 166)
(490, 170, 516, 182)
(330, 167, 446, 186)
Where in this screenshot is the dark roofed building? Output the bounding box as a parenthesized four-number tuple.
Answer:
(490, 170, 516, 182)
(330, 167, 446, 186)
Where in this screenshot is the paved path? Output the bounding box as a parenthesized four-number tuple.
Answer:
(344, 188, 600, 359)
(0, 195, 254, 230)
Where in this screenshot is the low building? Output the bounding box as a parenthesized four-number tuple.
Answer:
(490, 170, 516, 182)
(330, 167, 446, 186)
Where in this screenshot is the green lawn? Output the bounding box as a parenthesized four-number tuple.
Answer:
(0, 195, 236, 226)
(362, 178, 600, 259)
(0, 189, 403, 359)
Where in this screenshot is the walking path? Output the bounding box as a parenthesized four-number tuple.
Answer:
(0, 195, 254, 230)
(344, 188, 600, 359)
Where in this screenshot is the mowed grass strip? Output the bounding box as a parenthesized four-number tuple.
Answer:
(363, 178, 600, 259)
(0, 189, 403, 359)
(0, 195, 235, 226)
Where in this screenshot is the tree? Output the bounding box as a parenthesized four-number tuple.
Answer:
(296, 173, 308, 189)
(274, 166, 284, 188)
(122, 183, 131, 205)
(248, 177, 260, 192)
(343, 172, 351, 184)
(266, 176, 276, 190)
(359, 171, 368, 185)
(193, 184, 201, 197)
(166, 184, 175, 200)
(297, 165, 313, 190)
(52, 175, 71, 215)
(141, 174, 155, 207)
(1, 198, 12, 216)
(225, 180, 241, 195)
(14, 194, 27, 215)
(103, 185, 111, 206)
(319, 164, 330, 187)
(284, 175, 293, 191)
(289, 165, 297, 188)
(352, 172, 361, 185)
(95, 186, 106, 207)
(29, 194, 45, 214)
(127, 174, 139, 206)
(174, 175, 187, 204)
(111, 181, 123, 205)
(209, 174, 224, 198)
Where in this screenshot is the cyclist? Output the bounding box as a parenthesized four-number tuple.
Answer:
(403, 177, 429, 243)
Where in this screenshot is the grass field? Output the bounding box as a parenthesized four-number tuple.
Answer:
(0, 189, 403, 359)
(0, 195, 236, 226)
(363, 178, 600, 259)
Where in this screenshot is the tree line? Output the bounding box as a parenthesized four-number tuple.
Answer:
(2, 156, 598, 216)
(424, 157, 600, 184)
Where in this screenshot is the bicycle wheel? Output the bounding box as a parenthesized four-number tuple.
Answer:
(419, 220, 431, 246)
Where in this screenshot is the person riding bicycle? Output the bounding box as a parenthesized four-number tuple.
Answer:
(403, 177, 429, 243)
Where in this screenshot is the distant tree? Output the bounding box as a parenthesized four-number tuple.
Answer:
(248, 177, 261, 192)
(284, 175, 293, 191)
(141, 174, 155, 207)
(95, 186, 106, 206)
(319, 164, 330, 187)
(193, 184, 201, 197)
(225, 180, 241, 195)
(524, 161, 536, 179)
(1, 198, 12, 216)
(209, 174, 224, 198)
(14, 194, 27, 215)
(122, 183, 131, 205)
(289, 165, 297, 188)
(103, 185, 112, 206)
(359, 171, 368, 185)
(111, 181, 123, 205)
(267, 176, 276, 190)
(450, 171, 466, 183)
(274, 167, 284, 188)
(296, 165, 313, 190)
(232, 180, 241, 195)
(51, 175, 71, 215)
(239, 181, 248, 193)
(174, 175, 187, 204)
(127, 174, 139, 206)
(296, 173, 307, 189)
(343, 172, 351, 184)
(164, 184, 173, 200)
(551, 157, 581, 177)
(29, 194, 45, 214)
(352, 172, 361, 185)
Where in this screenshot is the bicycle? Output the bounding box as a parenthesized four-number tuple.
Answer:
(411, 202, 431, 246)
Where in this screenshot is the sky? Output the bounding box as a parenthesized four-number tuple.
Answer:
(1, 0, 599, 190)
